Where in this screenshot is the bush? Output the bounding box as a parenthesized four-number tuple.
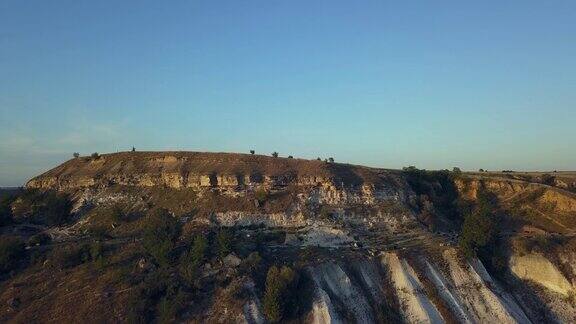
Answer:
(271, 152, 279, 158)
(0, 196, 14, 226)
(540, 174, 555, 186)
(88, 226, 112, 240)
(328, 157, 334, 163)
(91, 152, 100, 159)
(127, 270, 186, 324)
(240, 251, 262, 274)
(216, 228, 233, 257)
(0, 237, 26, 275)
(263, 265, 297, 323)
(51, 244, 91, 269)
(28, 233, 51, 246)
(157, 291, 186, 324)
(250, 150, 255, 155)
(319, 205, 332, 219)
(255, 189, 268, 205)
(43, 192, 73, 225)
(110, 205, 125, 223)
(142, 209, 181, 266)
(89, 241, 107, 269)
(73, 152, 80, 158)
(14, 190, 73, 226)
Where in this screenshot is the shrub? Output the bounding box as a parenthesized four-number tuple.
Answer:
(15, 190, 73, 226)
(452, 167, 462, 174)
(263, 265, 297, 323)
(288, 155, 293, 159)
(240, 251, 262, 274)
(157, 290, 186, 324)
(316, 157, 321, 161)
(271, 152, 279, 158)
(319, 205, 332, 219)
(216, 228, 233, 257)
(255, 189, 268, 204)
(110, 205, 125, 223)
(540, 174, 555, 186)
(0, 237, 25, 275)
(51, 244, 91, 269)
(0, 196, 13, 226)
(250, 150, 255, 155)
(73, 152, 80, 158)
(328, 157, 334, 163)
(127, 282, 157, 324)
(90, 241, 107, 269)
(88, 226, 111, 240)
(28, 233, 51, 246)
(91, 152, 100, 159)
(43, 192, 73, 225)
(127, 270, 186, 324)
(142, 209, 181, 266)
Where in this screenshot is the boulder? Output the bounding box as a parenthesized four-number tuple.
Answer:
(223, 253, 242, 267)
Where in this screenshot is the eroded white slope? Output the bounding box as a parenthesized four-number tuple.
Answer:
(443, 249, 530, 324)
(309, 263, 374, 323)
(382, 252, 444, 324)
(310, 285, 342, 324)
(423, 260, 473, 324)
(510, 253, 574, 297)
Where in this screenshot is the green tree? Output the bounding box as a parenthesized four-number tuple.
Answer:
(179, 235, 208, 285)
(216, 228, 233, 257)
(142, 209, 181, 266)
(459, 190, 500, 259)
(263, 265, 297, 322)
(263, 266, 282, 322)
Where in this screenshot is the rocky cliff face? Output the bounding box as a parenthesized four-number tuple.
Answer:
(27, 152, 409, 205)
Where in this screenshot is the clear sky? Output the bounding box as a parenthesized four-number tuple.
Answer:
(1, 1, 575, 186)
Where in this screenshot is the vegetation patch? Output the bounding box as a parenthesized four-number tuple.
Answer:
(0, 236, 26, 275)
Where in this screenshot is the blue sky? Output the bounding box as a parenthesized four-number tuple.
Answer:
(1, 1, 575, 186)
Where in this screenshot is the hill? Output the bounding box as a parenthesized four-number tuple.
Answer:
(1, 151, 575, 323)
